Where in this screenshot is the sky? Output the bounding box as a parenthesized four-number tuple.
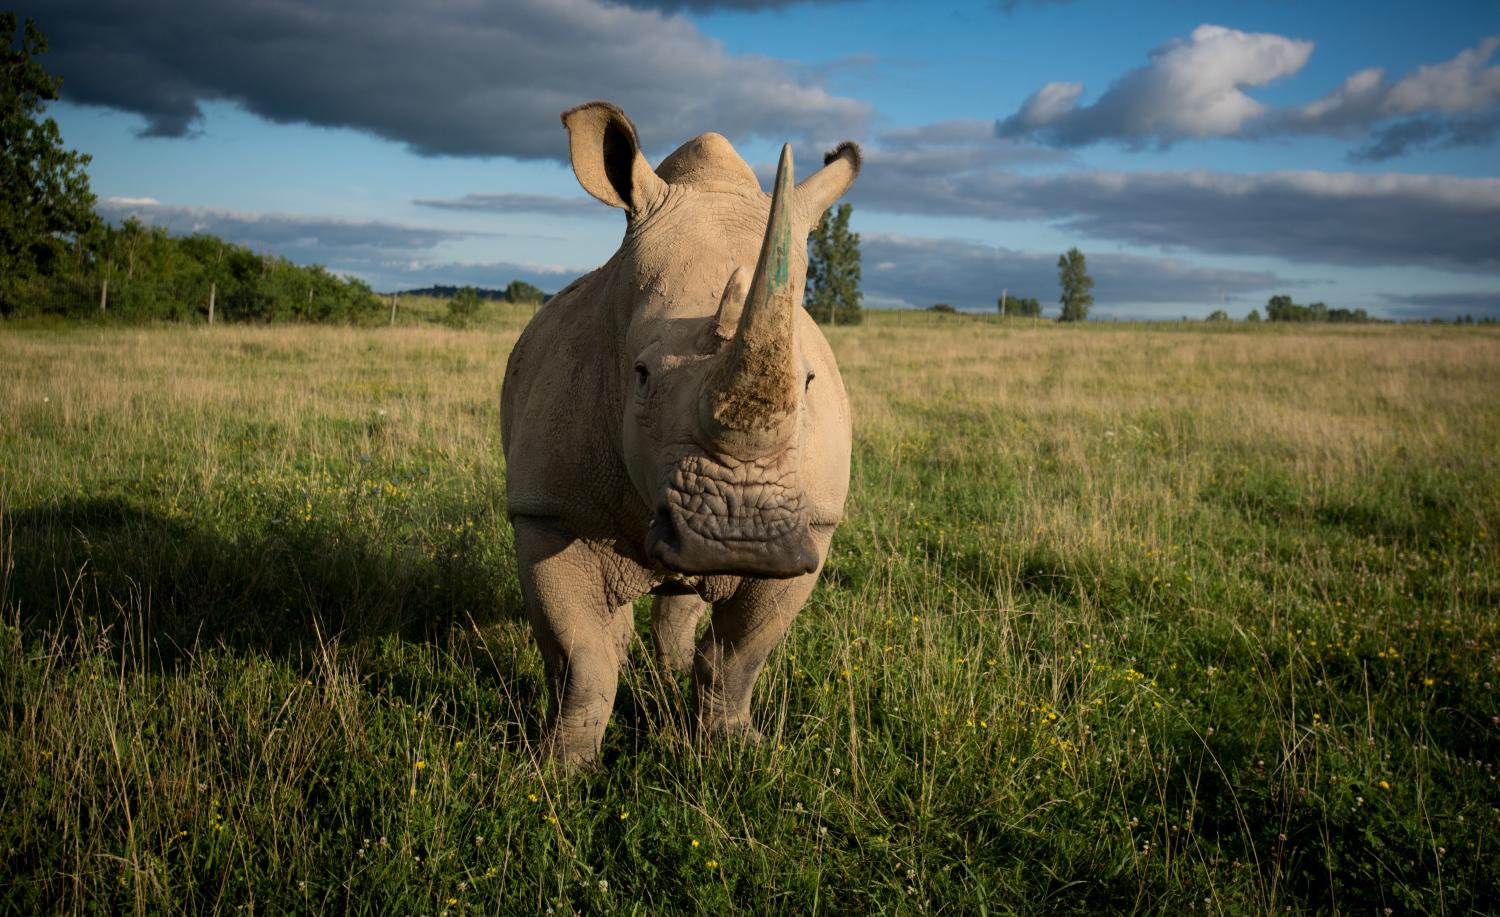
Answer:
(20, 0, 1500, 319)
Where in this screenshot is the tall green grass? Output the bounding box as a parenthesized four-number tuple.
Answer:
(2, 317, 1497, 914)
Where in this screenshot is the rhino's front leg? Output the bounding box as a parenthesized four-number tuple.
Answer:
(651, 594, 707, 676)
(693, 569, 821, 741)
(513, 516, 634, 765)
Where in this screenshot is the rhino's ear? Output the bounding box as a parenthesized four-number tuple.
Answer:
(794, 141, 862, 227)
(562, 102, 668, 216)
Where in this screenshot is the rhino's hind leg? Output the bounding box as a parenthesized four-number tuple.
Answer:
(651, 594, 707, 676)
(693, 571, 820, 743)
(513, 517, 631, 765)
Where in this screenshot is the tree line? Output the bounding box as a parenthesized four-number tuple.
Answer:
(1260, 294, 1370, 323)
(2, 14, 387, 323)
(6, 218, 392, 323)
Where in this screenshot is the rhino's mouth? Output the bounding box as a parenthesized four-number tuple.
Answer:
(644, 455, 818, 579)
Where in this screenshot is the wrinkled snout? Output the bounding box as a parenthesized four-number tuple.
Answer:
(643, 454, 819, 579)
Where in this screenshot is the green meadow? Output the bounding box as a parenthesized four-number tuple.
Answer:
(2, 311, 1497, 914)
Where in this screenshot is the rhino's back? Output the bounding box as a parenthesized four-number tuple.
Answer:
(501, 269, 632, 532)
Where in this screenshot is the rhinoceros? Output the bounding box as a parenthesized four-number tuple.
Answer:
(500, 101, 860, 764)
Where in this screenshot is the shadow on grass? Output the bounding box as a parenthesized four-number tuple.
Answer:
(3, 496, 526, 665)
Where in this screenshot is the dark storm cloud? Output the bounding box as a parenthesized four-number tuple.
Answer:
(861, 233, 1286, 314)
(845, 159, 1500, 272)
(615, 0, 847, 10)
(1377, 290, 1500, 320)
(21, 0, 871, 159)
(1349, 112, 1500, 162)
(414, 193, 606, 218)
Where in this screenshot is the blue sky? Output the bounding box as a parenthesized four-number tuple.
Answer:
(24, 0, 1500, 318)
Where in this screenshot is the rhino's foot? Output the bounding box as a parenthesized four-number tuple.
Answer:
(537, 716, 612, 770)
(538, 733, 604, 771)
(694, 716, 764, 749)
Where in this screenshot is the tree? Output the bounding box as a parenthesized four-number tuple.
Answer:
(1264, 294, 1372, 324)
(1265, 294, 1314, 322)
(999, 293, 1041, 317)
(1, 14, 99, 297)
(447, 286, 482, 326)
(806, 203, 863, 325)
(505, 279, 544, 305)
(929, 302, 956, 314)
(1247, 309, 1261, 322)
(1057, 247, 1094, 322)
(1206, 309, 1229, 322)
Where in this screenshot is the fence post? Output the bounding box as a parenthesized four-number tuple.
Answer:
(99, 276, 108, 313)
(208, 281, 216, 325)
(389, 294, 397, 326)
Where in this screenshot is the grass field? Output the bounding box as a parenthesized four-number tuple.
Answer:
(2, 311, 1498, 914)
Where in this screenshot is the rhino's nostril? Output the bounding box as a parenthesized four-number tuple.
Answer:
(646, 506, 679, 557)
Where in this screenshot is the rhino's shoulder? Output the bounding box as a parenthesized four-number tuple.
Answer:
(501, 266, 632, 529)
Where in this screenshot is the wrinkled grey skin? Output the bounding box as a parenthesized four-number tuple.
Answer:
(499, 101, 860, 764)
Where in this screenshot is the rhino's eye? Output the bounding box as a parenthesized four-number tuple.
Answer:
(635, 363, 650, 388)
(805, 369, 816, 391)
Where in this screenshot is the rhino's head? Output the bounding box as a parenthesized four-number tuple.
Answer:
(561, 102, 859, 579)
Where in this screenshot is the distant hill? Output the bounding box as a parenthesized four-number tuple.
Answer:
(388, 286, 511, 301)
(388, 283, 552, 305)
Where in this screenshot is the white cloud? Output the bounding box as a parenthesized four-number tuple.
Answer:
(1279, 36, 1500, 129)
(1387, 36, 1500, 114)
(1271, 35, 1500, 159)
(97, 199, 479, 256)
(413, 193, 606, 218)
(1003, 83, 1084, 134)
(95, 198, 600, 292)
(998, 26, 1500, 160)
(998, 24, 1313, 146)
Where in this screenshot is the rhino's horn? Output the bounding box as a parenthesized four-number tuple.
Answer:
(712, 266, 748, 342)
(703, 144, 801, 442)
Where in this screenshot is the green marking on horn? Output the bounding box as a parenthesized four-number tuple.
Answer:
(773, 223, 790, 289)
(770, 144, 793, 291)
